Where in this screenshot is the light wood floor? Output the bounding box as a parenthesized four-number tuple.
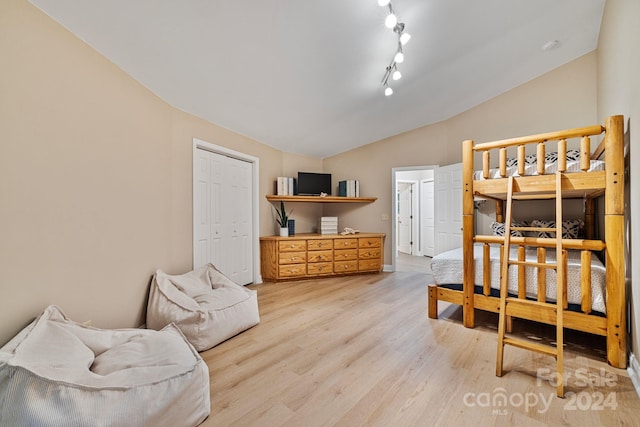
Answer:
(199, 271, 639, 426)
(395, 252, 431, 273)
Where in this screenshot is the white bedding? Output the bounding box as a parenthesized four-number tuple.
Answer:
(431, 244, 606, 314)
(473, 157, 605, 180)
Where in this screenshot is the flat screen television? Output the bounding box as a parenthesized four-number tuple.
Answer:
(297, 172, 332, 196)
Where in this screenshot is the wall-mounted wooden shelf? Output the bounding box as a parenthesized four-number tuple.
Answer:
(266, 195, 377, 203)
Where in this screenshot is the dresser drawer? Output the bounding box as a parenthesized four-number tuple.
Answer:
(308, 239, 333, 250)
(334, 260, 358, 273)
(279, 251, 307, 264)
(359, 259, 381, 271)
(279, 264, 306, 277)
(335, 238, 358, 249)
(359, 248, 381, 260)
(334, 249, 358, 261)
(307, 262, 333, 275)
(359, 237, 382, 249)
(307, 250, 333, 263)
(279, 240, 307, 252)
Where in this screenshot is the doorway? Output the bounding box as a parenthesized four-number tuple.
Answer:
(392, 167, 435, 272)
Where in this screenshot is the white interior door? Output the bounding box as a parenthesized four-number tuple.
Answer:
(434, 163, 463, 255)
(398, 182, 413, 254)
(421, 179, 435, 257)
(194, 149, 253, 285)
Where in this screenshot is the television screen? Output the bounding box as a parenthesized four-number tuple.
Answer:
(297, 172, 332, 196)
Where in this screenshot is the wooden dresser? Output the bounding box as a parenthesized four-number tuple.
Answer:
(260, 233, 385, 281)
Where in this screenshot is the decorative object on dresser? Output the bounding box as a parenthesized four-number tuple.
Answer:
(318, 216, 338, 235)
(272, 201, 292, 237)
(260, 233, 385, 281)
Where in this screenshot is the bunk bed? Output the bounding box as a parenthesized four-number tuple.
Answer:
(427, 115, 626, 369)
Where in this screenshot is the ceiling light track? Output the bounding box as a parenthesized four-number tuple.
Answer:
(379, 1, 410, 96)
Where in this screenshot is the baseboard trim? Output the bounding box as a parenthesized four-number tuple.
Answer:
(628, 353, 640, 399)
(383, 264, 393, 272)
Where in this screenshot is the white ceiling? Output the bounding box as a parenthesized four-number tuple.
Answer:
(29, 0, 605, 158)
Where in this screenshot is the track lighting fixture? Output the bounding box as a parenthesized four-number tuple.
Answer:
(378, 1, 410, 96)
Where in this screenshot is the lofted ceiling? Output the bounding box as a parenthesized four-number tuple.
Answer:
(29, 0, 606, 158)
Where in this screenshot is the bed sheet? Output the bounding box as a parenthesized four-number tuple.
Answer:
(431, 244, 606, 314)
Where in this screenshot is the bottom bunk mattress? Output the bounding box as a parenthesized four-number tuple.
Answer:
(431, 244, 606, 314)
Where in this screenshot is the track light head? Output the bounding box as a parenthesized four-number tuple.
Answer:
(385, 13, 397, 29)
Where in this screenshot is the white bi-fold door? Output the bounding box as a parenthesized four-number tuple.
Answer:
(194, 148, 253, 285)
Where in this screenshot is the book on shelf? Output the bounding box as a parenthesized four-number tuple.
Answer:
(338, 180, 360, 197)
(275, 176, 297, 196)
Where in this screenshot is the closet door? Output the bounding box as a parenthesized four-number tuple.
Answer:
(194, 149, 253, 285)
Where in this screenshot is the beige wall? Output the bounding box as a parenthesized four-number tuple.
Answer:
(597, 0, 640, 363)
(324, 52, 598, 264)
(0, 0, 289, 346)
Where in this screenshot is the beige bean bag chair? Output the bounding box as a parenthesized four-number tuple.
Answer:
(0, 305, 210, 427)
(146, 263, 260, 351)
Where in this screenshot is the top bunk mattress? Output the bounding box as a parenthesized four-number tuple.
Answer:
(474, 150, 605, 180)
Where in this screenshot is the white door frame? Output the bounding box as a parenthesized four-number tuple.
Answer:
(391, 165, 436, 272)
(193, 139, 261, 284)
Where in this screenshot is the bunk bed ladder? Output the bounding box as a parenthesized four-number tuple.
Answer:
(496, 172, 566, 398)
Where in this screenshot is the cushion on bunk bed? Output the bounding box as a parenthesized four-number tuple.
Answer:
(146, 263, 260, 351)
(430, 244, 606, 314)
(0, 305, 210, 427)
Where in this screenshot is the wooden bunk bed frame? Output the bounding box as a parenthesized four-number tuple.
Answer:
(428, 115, 626, 369)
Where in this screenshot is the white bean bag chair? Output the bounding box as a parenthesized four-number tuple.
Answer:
(146, 263, 260, 351)
(0, 305, 210, 427)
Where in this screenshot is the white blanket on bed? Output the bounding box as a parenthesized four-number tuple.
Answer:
(431, 244, 606, 314)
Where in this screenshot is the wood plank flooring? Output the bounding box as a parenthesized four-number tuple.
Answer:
(199, 270, 639, 426)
